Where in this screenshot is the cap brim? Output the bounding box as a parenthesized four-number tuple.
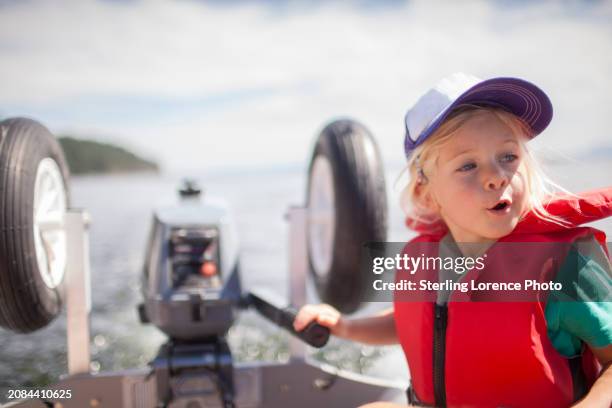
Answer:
(406, 77, 553, 157)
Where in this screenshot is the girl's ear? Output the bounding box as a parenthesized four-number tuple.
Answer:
(414, 182, 439, 212)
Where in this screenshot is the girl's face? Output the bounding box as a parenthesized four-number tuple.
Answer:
(421, 111, 529, 243)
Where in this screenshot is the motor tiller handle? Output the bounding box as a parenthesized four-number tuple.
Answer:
(247, 293, 330, 348)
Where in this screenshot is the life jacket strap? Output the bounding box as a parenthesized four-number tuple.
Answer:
(569, 353, 588, 403)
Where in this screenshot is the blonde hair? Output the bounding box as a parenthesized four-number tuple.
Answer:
(399, 104, 572, 228)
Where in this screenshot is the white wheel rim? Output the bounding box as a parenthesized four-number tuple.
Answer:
(33, 158, 67, 289)
(308, 156, 335, 279)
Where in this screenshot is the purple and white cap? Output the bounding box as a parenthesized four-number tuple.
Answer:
(404, 72, 553, 157)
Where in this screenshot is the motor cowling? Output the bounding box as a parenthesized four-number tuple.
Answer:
(140, 182, 242, 341)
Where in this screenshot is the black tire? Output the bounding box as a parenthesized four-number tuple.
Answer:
(0, 117, 70, 333)
(306, 119, 387, 314)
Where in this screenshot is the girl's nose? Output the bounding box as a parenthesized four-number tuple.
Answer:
(483, 165, 509, 191)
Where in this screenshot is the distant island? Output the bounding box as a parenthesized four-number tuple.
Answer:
(58, 137, 159, 175)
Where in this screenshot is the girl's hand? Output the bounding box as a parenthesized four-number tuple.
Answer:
(293, 303, 349, 338)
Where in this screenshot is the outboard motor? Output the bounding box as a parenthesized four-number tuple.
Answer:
(139, 179, 241, 341)
(138, 180, 242, 407)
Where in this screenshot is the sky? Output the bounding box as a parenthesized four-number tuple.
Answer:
(0, 0, 611, 174)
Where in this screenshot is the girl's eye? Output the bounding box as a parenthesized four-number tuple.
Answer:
(500, 153, 518, 163)
(457, 162, 476, 172)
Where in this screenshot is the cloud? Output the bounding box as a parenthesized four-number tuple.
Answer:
(0, 0, 610, 172)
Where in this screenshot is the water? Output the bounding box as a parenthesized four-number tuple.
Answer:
(0, 160, 610, 401)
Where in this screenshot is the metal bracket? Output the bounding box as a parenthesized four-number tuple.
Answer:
(286, 206, 308, 359)
(65, 209, 92, 375)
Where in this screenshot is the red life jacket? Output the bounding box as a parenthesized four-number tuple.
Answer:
(394, 188, 612, 408)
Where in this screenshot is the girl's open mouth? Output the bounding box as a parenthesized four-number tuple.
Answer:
(488, 199, 511, 214)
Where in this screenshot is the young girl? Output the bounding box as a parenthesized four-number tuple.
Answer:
(294, 73, 612, 408)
